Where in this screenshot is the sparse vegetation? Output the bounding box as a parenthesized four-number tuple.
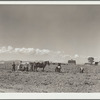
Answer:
(0, 62, 99, 92)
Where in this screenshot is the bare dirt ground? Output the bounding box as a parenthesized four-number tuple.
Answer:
(0, 63, 100, 92)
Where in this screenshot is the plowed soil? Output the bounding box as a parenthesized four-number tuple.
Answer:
(0, 64, 100, 92)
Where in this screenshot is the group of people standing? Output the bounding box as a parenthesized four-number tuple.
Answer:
(12, 61, 31, 72)
(12, 61, 62, 73)
(12, 61, 84, 73)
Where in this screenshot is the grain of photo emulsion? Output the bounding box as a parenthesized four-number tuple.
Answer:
(0, 5, 100, 92)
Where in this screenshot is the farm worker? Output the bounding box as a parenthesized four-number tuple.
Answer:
(12, 62, 16, 71)
(17, 65, 20, 71)
(26, 62, 29, 71)
(17, 61, 22, 71)
(58, 63, 61, 69)
(30, 63, 34, 71)
(55, 63, 61, 72)
(80, 67, 84, 73)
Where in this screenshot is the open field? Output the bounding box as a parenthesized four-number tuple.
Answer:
(0, 63, 100, 92)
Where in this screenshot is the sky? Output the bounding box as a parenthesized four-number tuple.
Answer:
(0, 5, 100, 63)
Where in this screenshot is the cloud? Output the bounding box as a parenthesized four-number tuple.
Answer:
(14, 48, 35, 53)
(0, 46, 51, 55)
(56, 51, 61, 54)
(0, 46, 98, 64)
(0, 47, 6, 53)
(8, 46, 13, 51)
(0, 46, 70, 62)
(74, 54, 79, 58)
(0, 46, 13, 53)
(35, 49, 50, 55)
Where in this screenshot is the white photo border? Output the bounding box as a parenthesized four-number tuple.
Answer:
(0, 1, 100, 99)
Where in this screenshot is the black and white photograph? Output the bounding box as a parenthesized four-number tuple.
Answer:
(0, 4, 100, 94)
